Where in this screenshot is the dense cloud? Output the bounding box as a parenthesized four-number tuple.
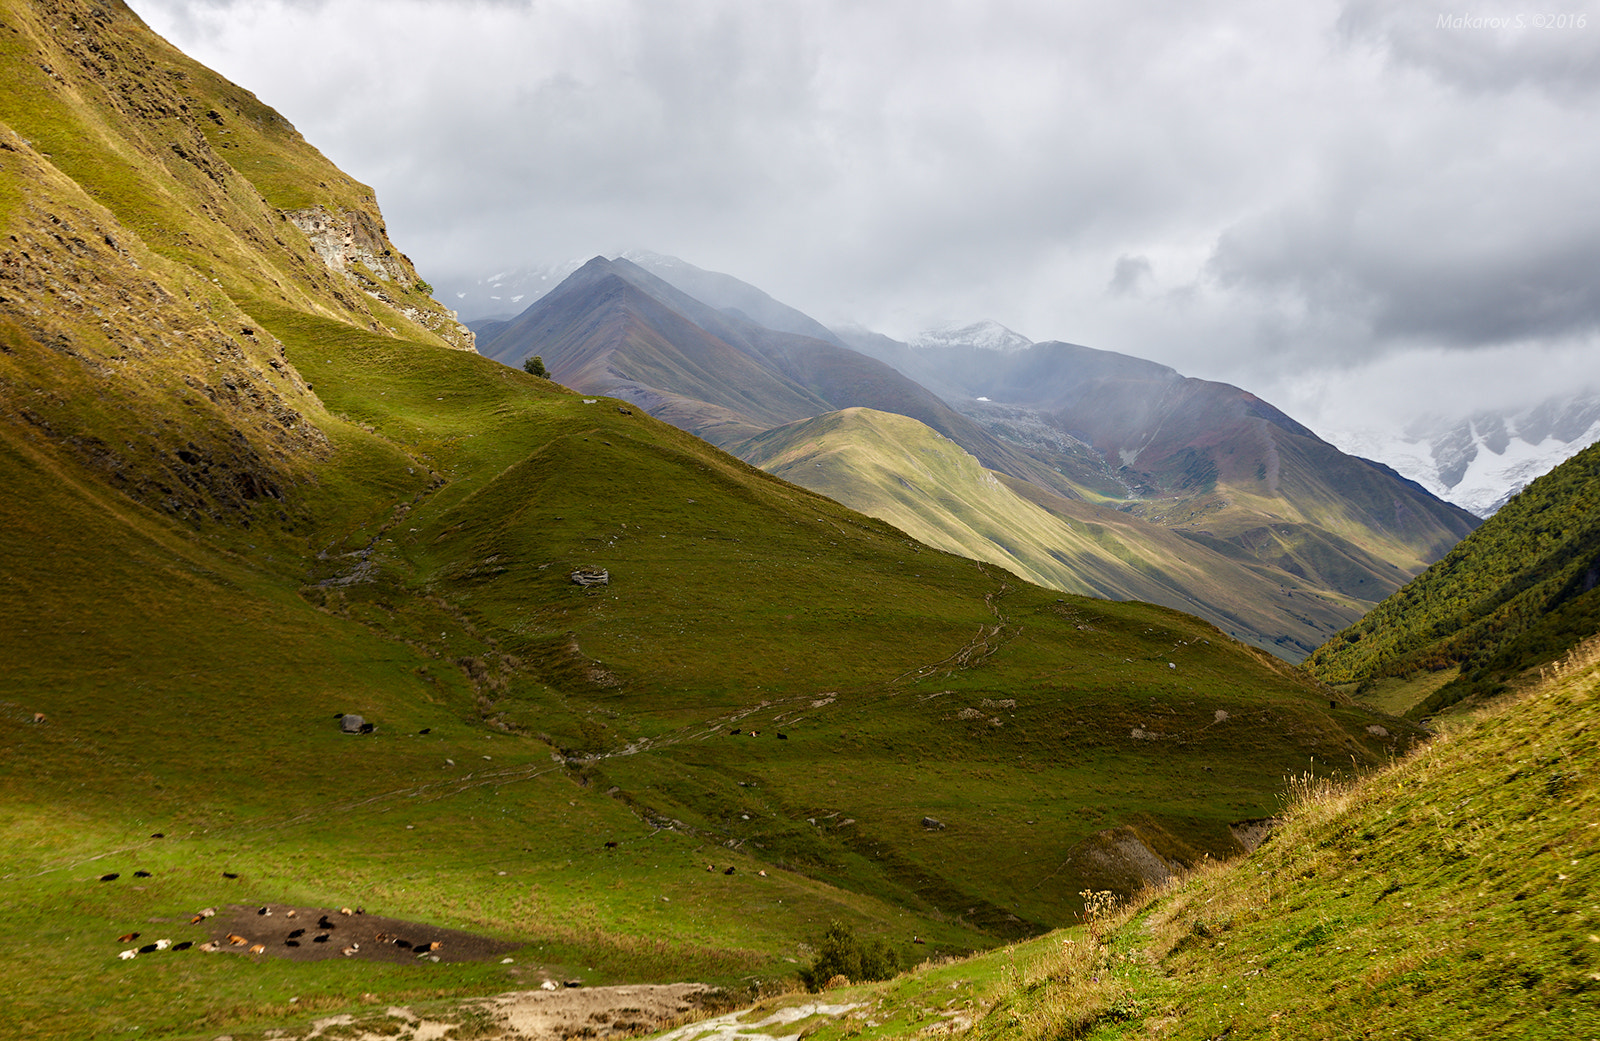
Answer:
(129, 0, 1600, 433)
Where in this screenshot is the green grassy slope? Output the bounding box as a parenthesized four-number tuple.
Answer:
(739, 407, 1373, 659)
(841, 335, 1479, 590)
(754, 639, 1598, 1041)
(0, 4, 1427, 1038)
(1305, 441, 1600, 717)
(1, 307, 1418, 1039)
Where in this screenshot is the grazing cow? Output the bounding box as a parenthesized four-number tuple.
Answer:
(285, 909, 297, 918)
(257, 906, 271, 916)
(118, 950, 136, 960)
(198, 907, 216, 918)
(172, 941, 193, 952)
(604, 841, 618, 848)
(313, 934, 329, 943)
(226, 934, 248, 947)
(393, 939, 412, 949)
(138, 944, 158, 955)
(339, 907, 354, 917)
(222, 871, 239, 879)
(359, 722, 375, 734)
(318, 915, 336, 930)
(189, 914, 206, 924)
(340, 944, 358, 957)
(419, 727, 431, 734)
(117, 932, 140, 943)
(424, 941, 442, 952)
(154, 939, 171, 950)
(32, 712, 45, 724)
(134, 870, 152, 878)
(288, 928, 305, 939)
(99, 873, 119, 882)
(248, 944, 265, 955)
(730, 728, 740, 736)
(285, 940, 300, 947)
(198, 941, 220, 953)
(150, 832, 164, 839)
(723, 866, 736, 875)
(777, 733, 788, 740)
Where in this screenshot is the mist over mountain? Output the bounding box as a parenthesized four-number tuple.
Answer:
(1325, 390, 1600, 518)
(464, 251, 1597, 521)
(482, 252, 1480, 659)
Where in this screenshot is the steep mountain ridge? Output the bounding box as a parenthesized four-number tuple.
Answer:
(1306, 439, 1600, 717)
(838, 332, 1479, 582)
(488, 254, 1476, 657)
(0, 0, 470, 527)
(740, 407, 1374, 657)
(480, 255, 1060, 485)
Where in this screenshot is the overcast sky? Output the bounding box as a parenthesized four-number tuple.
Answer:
(129, 0, 1600, 436)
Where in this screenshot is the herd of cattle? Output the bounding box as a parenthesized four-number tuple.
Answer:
(105, 883, 447, 963)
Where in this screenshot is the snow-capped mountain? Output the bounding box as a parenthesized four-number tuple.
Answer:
(908, 319, 1033, 352)
(1326, 392, 1600, 517)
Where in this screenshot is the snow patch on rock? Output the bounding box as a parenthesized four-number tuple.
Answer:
(908, 319, 1032, 352)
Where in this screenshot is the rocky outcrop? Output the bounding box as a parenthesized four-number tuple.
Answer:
(286, 206, 409, 283)
(286, 207, 475, 352)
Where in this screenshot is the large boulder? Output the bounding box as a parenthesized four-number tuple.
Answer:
(339, 714, 365, 734)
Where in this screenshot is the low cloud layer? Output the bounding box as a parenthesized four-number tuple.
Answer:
(130, 0, 1600, 433)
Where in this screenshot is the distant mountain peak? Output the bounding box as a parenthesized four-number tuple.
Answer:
(909, 319, 1032, 352)
(1324, 389, 1600, 517)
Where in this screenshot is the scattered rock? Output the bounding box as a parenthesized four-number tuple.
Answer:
(340, 714, 366, 734)
(921, 816, 946, 831)
(1366, 724, 1390, 739)
(570, 566, 610, 587)
(1230, 817, 1281, 852)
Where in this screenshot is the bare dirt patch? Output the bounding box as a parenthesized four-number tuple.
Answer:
(283, 983, 718, 1040)
(481, 983, 715, 1039)
(211, 903, 521, 964)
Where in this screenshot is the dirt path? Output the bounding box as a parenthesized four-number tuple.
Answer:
(289, 983, 717, 1040)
